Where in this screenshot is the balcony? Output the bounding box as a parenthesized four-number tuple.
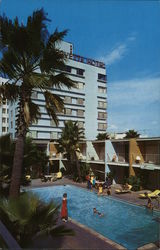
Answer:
(107, 152, 160, 169)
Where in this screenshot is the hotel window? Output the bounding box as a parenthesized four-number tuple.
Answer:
(77, 98, 84, 105)
(50, 119, 56, 126)
(98, 87, 106, 94)
(77, 82, 84, 89)
(11, 121, 13, 128)
(65, 65, 72, 73)
(2, 99, 6, 105)
(72, 98, 77, 105)
(98, 74, 106, 82)
(98, 101, 107, 109)
(2, 108, 6, 114)
(98, 123, 107, 130)
(2, 127, 6, 132)
(65, 108, 72, 115)
(31, 91, 38, 99)
(40, 106, 46, 113)
(98, 112, 107, 120)
(50, 131, 58, 140)
(2, 117, 6, 123)
(64, 96, 72, 104)
(77, 109, 84, 117)
(77, 68, 84, 76)
(11, 110, 13, 118)
(7, 118, 9, 123)
(7, 109, 9, 114)
(78, 121, 84, 129)
(7, 127, 9, 132)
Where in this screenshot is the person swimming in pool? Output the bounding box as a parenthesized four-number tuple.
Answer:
(93, 208, 104, 217)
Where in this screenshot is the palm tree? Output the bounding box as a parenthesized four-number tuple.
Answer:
(96, 132, 109, 140)
(0, 9, 75, 197)
(0, 134, 49, 197)
(0, 192, 74, 247)
(23, 137, 49, 178)
(58, 121, 84, 182)
(0, 134, 14, 197)
(125, 130, 140, 138)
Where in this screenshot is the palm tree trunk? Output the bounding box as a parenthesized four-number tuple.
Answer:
(74, 151, 82, 182)
(9, 134, 25, 198)
(76, 159, 82, 182)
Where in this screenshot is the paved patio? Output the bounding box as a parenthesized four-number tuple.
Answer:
(28, 177, 159, 249)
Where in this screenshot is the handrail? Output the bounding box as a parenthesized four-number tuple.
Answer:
(0, 221, 21, 249)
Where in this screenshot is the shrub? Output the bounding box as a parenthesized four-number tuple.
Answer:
(126, 175, 141, 191)
(0, 193, 74, 247)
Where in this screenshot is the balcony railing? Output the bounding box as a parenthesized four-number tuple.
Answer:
(107, 153, 160, 165)
(143, 154, 160, 165)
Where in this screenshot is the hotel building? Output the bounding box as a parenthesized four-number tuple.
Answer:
(0, 77, 9, 136)
(8, 41, 107, 141)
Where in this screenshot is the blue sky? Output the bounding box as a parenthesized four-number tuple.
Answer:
(0, 0, 160, 136)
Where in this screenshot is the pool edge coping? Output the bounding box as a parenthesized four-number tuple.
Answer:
(68, 217, 126, 250)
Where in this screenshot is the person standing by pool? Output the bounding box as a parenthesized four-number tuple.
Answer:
(98, 184, 103, 195)
(88, 179, 92, 190)
(92, 176, 96, 188)
(61, 193, 68, 222)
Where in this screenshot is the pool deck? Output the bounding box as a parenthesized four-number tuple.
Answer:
(28, 177, 159, 250)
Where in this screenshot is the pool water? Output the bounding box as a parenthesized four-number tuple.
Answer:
(31, 185, 159, 249)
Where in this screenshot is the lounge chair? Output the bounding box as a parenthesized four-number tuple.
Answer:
(51, 172, 62, 180)
(115, 185, 132, 194)
(139, 190, 160, 198)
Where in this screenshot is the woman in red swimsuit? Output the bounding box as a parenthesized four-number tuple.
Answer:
(61, 193, 68, 222)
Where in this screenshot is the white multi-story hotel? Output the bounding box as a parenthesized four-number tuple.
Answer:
(0, 77, 9, 136)
(4, 41, 107, 141)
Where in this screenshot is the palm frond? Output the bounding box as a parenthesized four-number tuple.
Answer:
(28, 101, 41, 123)
(40, 47, 66, 73)
(0, 83, 20, 103)
(47, 28, 68, 47)
(50, 225, 74, 237)
(0, 14, 15, 51)
(27, 72, 51, 89)
(44, 91, 64, 125)
(49, 73, 75, 89)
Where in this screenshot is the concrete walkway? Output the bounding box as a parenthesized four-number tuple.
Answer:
(28, 177, 159, 249)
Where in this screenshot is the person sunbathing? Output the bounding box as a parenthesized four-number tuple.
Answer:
(144, 192, 154, 210)
(123, 183, 130, 190)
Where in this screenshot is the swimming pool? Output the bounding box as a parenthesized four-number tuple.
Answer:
(30, 185, 159, 249)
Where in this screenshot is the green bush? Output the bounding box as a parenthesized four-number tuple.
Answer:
(0, 193, 74, 247)
(72, 162, 90, 182)
(126, 175, 141, 191)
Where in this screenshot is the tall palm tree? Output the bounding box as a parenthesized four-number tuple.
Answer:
(125, 130, 140, 139)
(0, 9, 75, 197)
(58, 121, 84, 182)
